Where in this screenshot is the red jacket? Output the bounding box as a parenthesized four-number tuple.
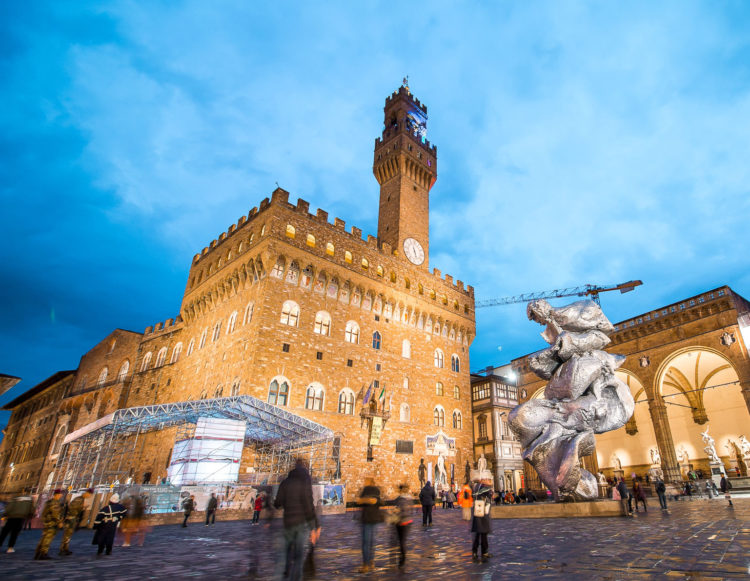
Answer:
(254, 496, 263, 511)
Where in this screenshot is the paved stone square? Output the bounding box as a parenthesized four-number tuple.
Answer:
(0, 498, 748, 580)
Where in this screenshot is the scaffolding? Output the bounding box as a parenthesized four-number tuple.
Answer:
(54, 395, 335, 490)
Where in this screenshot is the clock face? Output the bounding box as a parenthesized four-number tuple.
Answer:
(403, 238, 425, 265)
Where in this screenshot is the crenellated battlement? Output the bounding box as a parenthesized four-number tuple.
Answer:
(187, 186, 473, 300)
(144, 315, 183, 336)
(374, 135, 437, 155)
(384, 86, 427, 113)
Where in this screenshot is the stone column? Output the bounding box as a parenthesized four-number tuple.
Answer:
(648, 396, 681, 482)
(740, 381, 750, 418)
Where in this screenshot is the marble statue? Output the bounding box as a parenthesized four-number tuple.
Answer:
(509, 299, 635, 501)
(650, 447, 661, 465)
(739, 435, 750, 457)
(611, 454, 622, 470)
(435, 453, 447, 487)
(477, 453, 488, 473)
(677, 447, 689, 464)
(597, 471, 607, 485)
(418, 458, 426, 488)
(701, 427, 721, 464)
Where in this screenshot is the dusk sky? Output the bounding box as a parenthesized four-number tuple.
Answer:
(2, 2, 750, 424)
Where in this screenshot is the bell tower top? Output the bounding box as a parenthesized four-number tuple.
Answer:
(373, 81, 437, 269)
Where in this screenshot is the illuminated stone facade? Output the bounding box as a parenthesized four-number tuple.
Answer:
(0, 85, 477, 500)
(511, 287, 750, 489)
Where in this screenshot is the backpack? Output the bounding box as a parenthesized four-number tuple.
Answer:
(473, 498, 490, 517)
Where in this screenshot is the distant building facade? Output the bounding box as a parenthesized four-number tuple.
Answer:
(509, 287, 750, 489)
(0, 84, 477, 500)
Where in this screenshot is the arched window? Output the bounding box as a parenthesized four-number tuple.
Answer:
(361, 258, 369, 270)
(403, 377, 409, 390)
(376, 265, 384, 277)
(97, 367, 108, 386)
(117, 360, 130, 382)
(433, 406, 445, 427)
(401, 339, 411, 358)
(231, 378, 241, 396)
(337, 389, 354, 414)
(268, 379, 290, 406)
(452, 410, 462, 430)
(344, 251, 353, 263)
(199, 390, 208, 400)
(271, 257, 285, 279)
(212, 321, 222, 342)
(313, 311, 331, 336)
(243, 302, 255, 325)
(306, 234, 316, 247)
(345, 321, 360, 344)
(434, 349, 444, 369)
(187, 338, 195, 356)
(326, 242, 334, 256)
(453, 385, 460, 399)
(214, 385, 223, 398)
(227, 311, 238, 334)
(199, 328, 208, 349)
(372, 331, 381, 350)
(140, 352, 152, 372)
(155, 347, 167, 368)
(171, 343, 183, 364)
(280, 301, 300, 326)
(400, 403, 410, 422)
(451, 354, 460, 373)
(305, 384, 325, 411)
(286, 224, 296, 238)
(436, 382, 444, 396)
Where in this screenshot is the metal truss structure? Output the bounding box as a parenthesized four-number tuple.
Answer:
(54, 395, 336, 490)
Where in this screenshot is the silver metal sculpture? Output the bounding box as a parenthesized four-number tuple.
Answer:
(509, 299, 635, 501)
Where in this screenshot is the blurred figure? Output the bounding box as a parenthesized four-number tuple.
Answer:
(616, 478, 632, 517)
(93, 493, 126, 556)
(181, 495, 195, 527)
(720, 475, 733, 507)
(0, 494, 34, 554)
(632, 481, 647, 512)
(393, 484, 413, 568)
(655, 478, 668, 510)
(273, 459, 318, 581)
(419, 481, 436, 528)
(34, 489, 64, 560)
(355, 476, 382, 573)
(59, 488, 92, 555)
(205, 493, 218, 526)
(121, 493, 147, 546)
(458, 481, 473, 521)
(471, 478, 493, 562)
(252, 493, 264, 525)
(446, 488, 456, 509)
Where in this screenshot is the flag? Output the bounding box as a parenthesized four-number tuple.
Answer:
(377, 384, 386, 405)
(362, 382, 373, 405)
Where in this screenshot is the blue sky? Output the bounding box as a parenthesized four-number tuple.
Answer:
(2, 1, 750, 422)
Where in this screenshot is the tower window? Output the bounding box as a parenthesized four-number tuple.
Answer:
(282, 343, 290, 352)
(372, 331, 381, 350)
(306, 234, 315, 247)
(326, 243, 334, 256)
(268, 379, 289, 406)
(361, 258, 369, 270)
(345, 251, 353, 264)
(286, 225, 296, 238)
(316, 352, 323, 360)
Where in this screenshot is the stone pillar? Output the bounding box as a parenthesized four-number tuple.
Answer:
(648, 396, 681, 482)
(740, 381, 750, 418)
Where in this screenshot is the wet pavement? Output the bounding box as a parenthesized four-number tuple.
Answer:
(0, 497, 748, 580)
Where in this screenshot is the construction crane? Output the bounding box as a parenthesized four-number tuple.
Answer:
(475, 280, 643, 308)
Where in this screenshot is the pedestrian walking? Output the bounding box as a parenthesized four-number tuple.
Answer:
(632, 481, 647, 513)
(0, 494, 34, 554)
(34, 489, 64, 560)
(470, 478, 492, 562)
(356, 476, 383, 573)
(392, 484, 413, 568)
(252, 493, 263, 524)
(59, 488, 92, 555)
(205, 493, 218, 526)
(419, 481, 436, 528)
(446, 489, 456, 509)
(616, 478, 632, 517)
(719, 475, 733, 507)
(181, 494, 195, 527)
(273, 459, 318, 581)
(121, 493, 147, 546)
(93, 493, 127, 556)
(655, 479, 668, 510)
(458, 481, 473, 521)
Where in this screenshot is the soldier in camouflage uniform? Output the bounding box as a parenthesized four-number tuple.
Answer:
(59, 488, 92, 556)
(34, 489, 64, 560)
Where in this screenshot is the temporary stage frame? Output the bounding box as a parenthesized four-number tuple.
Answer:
(54, 395, 337, 490)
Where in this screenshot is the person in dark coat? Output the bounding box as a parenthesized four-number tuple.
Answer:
(273, 459, 318, 581)
(719, 475, 733, 507)
(655, 479, 668, 510)
(393, 484, 413, 568)
(181, 495, 195, 527)
(616, 478, 632, 517)
(93, 493, 126, 556)
(0, 495, 34, 553)
(471, 479, 493, 562)
(632, 481, 647, 513)
(418, 481, 436, 527)
(205, 493, 218, 526)
(356, 477, 382, 573)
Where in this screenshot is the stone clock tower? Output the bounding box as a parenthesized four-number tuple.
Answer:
(374, 81, 437, 269)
